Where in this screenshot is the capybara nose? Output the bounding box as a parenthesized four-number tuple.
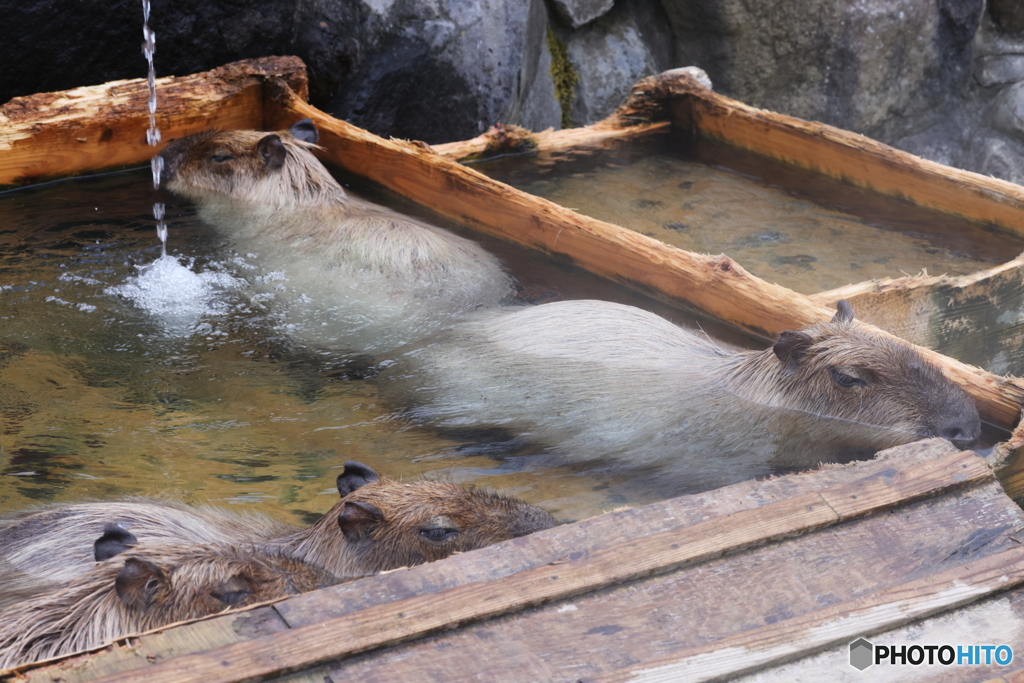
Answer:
(939, 422, 980, 450)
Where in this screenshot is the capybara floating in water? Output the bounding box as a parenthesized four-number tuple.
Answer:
(381, 300, 980, 491)
(0, 461, 555, 610)
(157, 119, 513, 355)
(0, 542, 336, 669)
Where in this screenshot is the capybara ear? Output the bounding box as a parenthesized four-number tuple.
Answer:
(289, 118, 319, 145)
(256, 133, 287, 171)
(773, 330, 814, 368)
(337, 501, 385, 541)
(209, 574, 254, 606)
(336, 461, 381, 497)
(115, 557, 167, 611)
(832, 300, 854, 323)
(94, 523, 138, 562)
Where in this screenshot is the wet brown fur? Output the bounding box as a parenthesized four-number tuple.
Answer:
(385, 299, 980, 491)
(157, 121, 513, 354)
(0, 463, 556, 610)
(0, 544, 334, 669)
(280, 474, 557, 575)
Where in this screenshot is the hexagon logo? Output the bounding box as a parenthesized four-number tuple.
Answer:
(850, 638, 874, 670)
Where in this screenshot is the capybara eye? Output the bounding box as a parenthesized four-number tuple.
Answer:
(830, 368, 866, 388)
(419, 527, 458, 542)
(210, 154, 233, 163)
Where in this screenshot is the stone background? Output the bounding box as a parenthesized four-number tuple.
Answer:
(4, 0, 1024, 182)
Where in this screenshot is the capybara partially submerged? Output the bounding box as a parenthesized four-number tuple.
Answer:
(157, 119, 513, 355)
(0, 462, 555, 610)
(0, 543, 336, 669)
(382, 300, 980, 491)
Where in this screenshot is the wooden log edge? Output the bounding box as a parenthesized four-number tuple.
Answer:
(0, 56, 308, 187)
(809, 253, 1024, 306)
(625, 69, 1024, 239)
(430, 119, 669, 162)
(62, 448, 991, 683)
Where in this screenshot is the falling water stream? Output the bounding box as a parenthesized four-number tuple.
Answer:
(142, 0, 167, 255)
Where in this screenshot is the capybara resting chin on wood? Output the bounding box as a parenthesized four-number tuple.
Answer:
(0, 461, 556, 611)
(381, 299, 980, 492)
(0, 542, 336, 669)
(157, 119, 513, 355)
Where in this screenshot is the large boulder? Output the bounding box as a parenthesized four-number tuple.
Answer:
(660, 0, 984, 142)
(561, 0, 674, 127)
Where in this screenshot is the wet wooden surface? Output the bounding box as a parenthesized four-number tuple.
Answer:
(0, 56, 306, 187)
(662, 75, 1024, 240)
(812, 254, 1024, 378)
(9, 439, 1024, 683)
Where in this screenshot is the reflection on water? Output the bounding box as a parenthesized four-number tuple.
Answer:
(0, 169, 753, 524)
(472, 132, 1023, 294)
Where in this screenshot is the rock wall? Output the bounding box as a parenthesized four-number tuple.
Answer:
(4, 0, 1024, 183)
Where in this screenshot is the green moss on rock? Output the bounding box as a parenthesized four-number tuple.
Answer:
(547, 28, 579, 129)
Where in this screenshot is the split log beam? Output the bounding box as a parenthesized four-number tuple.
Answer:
(0, 56, 307, 187)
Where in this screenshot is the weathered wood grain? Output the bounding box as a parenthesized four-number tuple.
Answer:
(811, 254, 1024, 378)
(0, 56, 306, 186)
(62, 447, 992, 683)
(601, 544, 1024, 682)
(327, 477, 1023, 683)
(430, 120, 669, 161)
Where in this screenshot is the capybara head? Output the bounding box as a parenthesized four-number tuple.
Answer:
(0, 542, 337, 670)
(322, 461, 556, 574)
(763, 300, 980, 456)
(158, 119, 341, 208)
(113, 546, 333, 621)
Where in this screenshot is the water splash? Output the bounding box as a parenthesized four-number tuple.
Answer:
(141, 0, 166, 255)
(106, 255, 245, 336)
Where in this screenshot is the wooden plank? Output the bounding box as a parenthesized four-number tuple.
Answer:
(629, 74, 1024, 240)
(7, 605, 295, 683)
(13, 440, 959, 681)
(326, 478, 1024, 683)
(0, 56, 307, 187)
(430, 120, 669, 161)
(732, 584, 1024, 682)
(810, 254, 1024, 378)
(70, 448, 991, 683)
(597, 544, 1024, 682)
(260, 80, 1024, 432)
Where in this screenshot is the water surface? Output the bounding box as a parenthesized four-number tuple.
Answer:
(0, 169, 750, 524)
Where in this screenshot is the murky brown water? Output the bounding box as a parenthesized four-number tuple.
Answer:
(0, 169, 754, 525)
(472, 132, 1022, 294)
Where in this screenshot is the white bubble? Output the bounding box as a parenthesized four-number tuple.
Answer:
(106, 255, 245, 336)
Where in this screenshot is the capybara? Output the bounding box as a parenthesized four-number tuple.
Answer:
(0, 542, 336, 669)
(381, 299, 980, 491)
(0, 461, 555, 610)
(157, 119, 513, 355)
